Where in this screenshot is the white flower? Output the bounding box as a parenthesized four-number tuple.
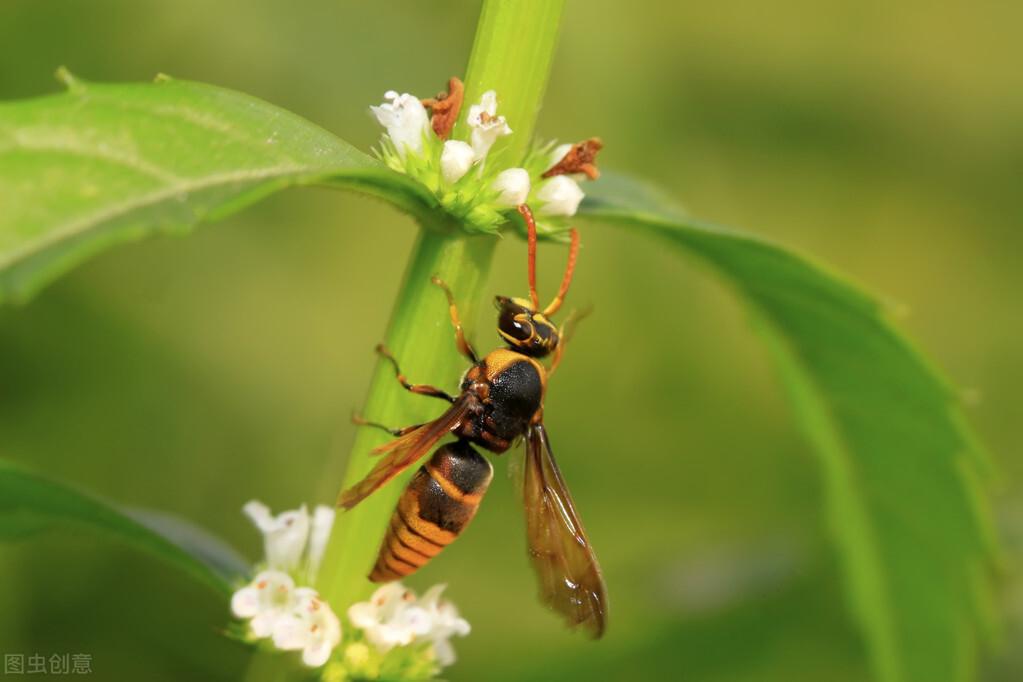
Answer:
(231, 570, 298, 638)
(417, 584, 471, 666)
(371, 91, 430, 159)
(306, 505, 335, 580)
(440, 140, 474, 184)
(243, 500, 310, 574)
(272, 588, 343, 667)
(348, 582, 470, 668)
(491, 168, 531, 207)
(536, 175, 585, 217)
(348, 583, 432, 653)
(467, 90, 512, 161)
(232, 501, 341, 666)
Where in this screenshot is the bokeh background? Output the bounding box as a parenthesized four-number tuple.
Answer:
(1, 1, 1021, 680)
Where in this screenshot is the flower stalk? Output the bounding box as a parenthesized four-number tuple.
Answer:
(317, 229, 495, 611)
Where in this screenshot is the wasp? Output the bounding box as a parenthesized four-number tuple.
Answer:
(339, 204, 607, 637)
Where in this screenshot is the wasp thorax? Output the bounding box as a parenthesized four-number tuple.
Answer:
(496, 296, 559, 357)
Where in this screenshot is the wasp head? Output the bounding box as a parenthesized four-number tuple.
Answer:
(496, 296, 559, 357)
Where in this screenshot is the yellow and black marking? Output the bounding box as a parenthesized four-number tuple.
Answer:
(370, 440, 493, 582)
(455, 348, 547, 450)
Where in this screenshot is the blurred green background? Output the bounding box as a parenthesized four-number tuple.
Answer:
(1, 1, 1020, 680)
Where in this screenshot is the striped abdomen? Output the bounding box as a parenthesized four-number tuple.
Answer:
(369, 440, 493, 582)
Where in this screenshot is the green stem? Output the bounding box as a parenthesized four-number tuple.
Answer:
(318, 227, 495, 611)
(457, 0, 565, 163)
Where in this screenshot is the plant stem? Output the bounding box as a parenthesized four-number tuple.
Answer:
(317, 227, 495, 611)
(457, 0, 565, 163)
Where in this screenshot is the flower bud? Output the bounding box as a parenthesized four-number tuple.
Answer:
(491, 168, 531, 207)
(440, 140, 474, 183)
(536, 176, 585, 216)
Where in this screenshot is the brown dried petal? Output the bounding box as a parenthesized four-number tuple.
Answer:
(542, 137, 604, 180)
(421, 77, 464, 140)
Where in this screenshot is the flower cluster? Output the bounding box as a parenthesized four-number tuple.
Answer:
(348, 583, 470, 667)
(231, 501, 342, 667)
(371, 77, 601, 236)
(229, 502, 472, 677)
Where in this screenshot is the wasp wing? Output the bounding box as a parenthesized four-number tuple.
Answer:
(338, 395, 472, 510)
(522, 423, 608, 637)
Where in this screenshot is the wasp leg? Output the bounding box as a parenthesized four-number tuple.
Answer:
(548, 306, 592, 377)
(376, 344, 455, 403)
(352, 413, 423, 437)
(430, 276, 480, 364)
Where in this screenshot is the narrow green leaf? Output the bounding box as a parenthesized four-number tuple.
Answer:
(0, 74, 430, 304)
(123, 507, 250, 582)
(0, 458, 242, 597)
(580, 173, 997, 682)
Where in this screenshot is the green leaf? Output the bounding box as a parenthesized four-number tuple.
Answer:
(123, 507, 250, 582)
(580, 173, 998, 682)
(0, 73, 430, 304)
(0, 457, 242, 597)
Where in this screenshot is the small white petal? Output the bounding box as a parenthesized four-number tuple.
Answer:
(371, 91, 430, 159)
(271, 588, 342, 667)
(251, 610, 284, 638)
(469, 121, 511, 162)
(348, 582, 435, 654)
(446, 613, 471, 637)
(467, 90, 512, 162)
(480, 91, 498, 116)
(230, 586, 261, 618)
(432, 638, 457, 667)
(302, 641, 334, 668)
(305, 505, 335, 580)
(467, 90, 498, 123)
(400, 605, 434, 638)
(233, 570, 297, 638)
(414, 584, 470, 668)
(537, 176, 585, 217)
(440, 140, 475, 184)
(274, 510, 312, 572)
(242, 500, 275, 532)
(418, 583, 447, 608)
(243, 501, 312, 572)
(271, 614, 308, 650)
(491, 168, 531, 207)
(347, 601, 380, 630)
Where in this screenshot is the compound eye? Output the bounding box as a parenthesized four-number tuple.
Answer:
(531, 320, 560, 353)
(499, 308, 533, 341)
(534, 320, 555, 343)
